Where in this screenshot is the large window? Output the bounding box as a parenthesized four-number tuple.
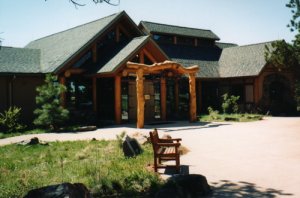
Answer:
(121, 81, 129, 121)
(178, 79, 189, 119)
(154, 81, 161, 119)
(66, 78, 92, 110)
(177, 36, 194, 46)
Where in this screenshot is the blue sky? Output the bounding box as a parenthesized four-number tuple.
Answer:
(0, 0, 296, 47)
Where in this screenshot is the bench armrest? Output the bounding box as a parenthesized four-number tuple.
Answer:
(159, 138, 182, 143)
(156, 142, 181, 147)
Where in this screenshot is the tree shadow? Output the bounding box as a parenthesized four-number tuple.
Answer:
(144, 121, 230, 132)
(210, 180, 293, 198)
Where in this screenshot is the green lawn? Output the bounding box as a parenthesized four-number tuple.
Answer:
(199, 113, 264, 122)
(0, 128, 48, 139)
(0, 140, 162, 198)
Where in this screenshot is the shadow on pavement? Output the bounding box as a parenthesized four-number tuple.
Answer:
(211, 180, 293, 198)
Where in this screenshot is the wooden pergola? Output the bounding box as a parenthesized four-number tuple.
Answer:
(125, 60, 199, 128)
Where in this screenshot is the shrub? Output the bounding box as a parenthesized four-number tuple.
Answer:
(207, 106, 220, 120)
(0, 106, 26, 133)
(34, 74, 69, 131)
(221, 93, 240, 114)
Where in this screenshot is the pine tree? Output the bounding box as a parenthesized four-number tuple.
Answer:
(34, 74, 69, 130)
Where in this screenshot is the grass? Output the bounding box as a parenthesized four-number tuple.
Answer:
(199, 113, 264, 122)
(0, 140, 162, 198)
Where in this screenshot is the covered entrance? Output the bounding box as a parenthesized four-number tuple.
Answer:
(123, 60, 199, 128)
(127, 80, 158, 123)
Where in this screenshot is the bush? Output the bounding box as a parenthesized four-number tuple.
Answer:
(34, 74, 69, 131)
(207, 107, 220, 120)
(222, 93, 240, 114)
(0, 106, 26, 133)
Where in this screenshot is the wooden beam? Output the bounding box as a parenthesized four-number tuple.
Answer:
(194, 38, 198, 47)
(174, 36, 177, 45)
(139, 51, 144, 64)
(136, 69, 145, 128)
(189, 73, 197, 122)
(127, 61, 199, 74)
(143, 48, 157, 63)
(160, 76, 167, 121)
(114, 75, 122, 124)
(92, 77, 97, 112)
(118, 24, 131, 38)
(197, 79, 202, 114)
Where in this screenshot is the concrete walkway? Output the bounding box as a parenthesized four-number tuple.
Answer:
(1, 117, 300, 197)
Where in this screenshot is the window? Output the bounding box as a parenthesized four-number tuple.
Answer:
(245, 85, 254, 103)
(152, 34, 173, 44)
(177, 36, 194, 46)
(66, 78, 92, 110)
(121, 81, 129, 121)
(73, 51, 92, 68)
(154, 81, 161, 119)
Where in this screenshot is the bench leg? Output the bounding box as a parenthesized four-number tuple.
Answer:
(154, 156, 158, 172)
(176, 156, 180, 173)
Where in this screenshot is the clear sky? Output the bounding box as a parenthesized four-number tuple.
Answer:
(0, 0, 296, 47)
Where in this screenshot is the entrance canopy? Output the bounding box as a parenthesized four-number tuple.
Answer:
(125, 60, 199, 128)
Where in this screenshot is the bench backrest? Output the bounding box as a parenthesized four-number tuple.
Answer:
(149, 129, 160, 152)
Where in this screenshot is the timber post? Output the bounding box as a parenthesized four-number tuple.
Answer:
(136, 69, 145, 128)
(189, 73, 197, 122)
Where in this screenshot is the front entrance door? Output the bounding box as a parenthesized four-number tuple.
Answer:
(128, 80, 155, 122)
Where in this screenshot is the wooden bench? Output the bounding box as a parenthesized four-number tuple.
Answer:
(149, 129, 182, 173)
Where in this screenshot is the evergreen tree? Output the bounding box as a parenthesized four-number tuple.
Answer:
(34, 74, 69, 130)
(265, 0, 300, 112)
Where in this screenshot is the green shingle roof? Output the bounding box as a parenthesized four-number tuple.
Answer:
(25, 11, 125, 73)
(98, 36, 150, 73)
(140, 21, 220, 40)
(0, 47, 41, 73)
(219, 42, 272, 78)
(173, 59, 220, 78)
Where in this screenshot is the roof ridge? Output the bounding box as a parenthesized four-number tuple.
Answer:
(27, 11, 123, 45)
(140, 20, 214, 32)
(237, 40, 278, 48)
(1, 46, 40, 51)
(216, 42, 238, 45)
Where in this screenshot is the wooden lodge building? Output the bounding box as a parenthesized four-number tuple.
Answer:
(0, 11, 296, 128)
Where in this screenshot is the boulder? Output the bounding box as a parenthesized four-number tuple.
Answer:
(122, 135, 142, 157)
(155, 174, 212, 198)
(24, 182, 91, 198)
(18, 137, 48, 146)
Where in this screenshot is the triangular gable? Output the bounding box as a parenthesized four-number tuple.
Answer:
(25, 11, 142, 74)
(95, 36, 169, 76)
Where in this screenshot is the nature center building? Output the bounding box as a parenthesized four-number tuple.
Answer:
(0, 11, 296, 128)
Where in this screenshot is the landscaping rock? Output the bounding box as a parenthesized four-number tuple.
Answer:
(24, 182, 91, 198)
(77, 126, 97, 132)
(18, 137, 48, 146)
(122, 135, 142, 157)
(155, 174, 212, 198)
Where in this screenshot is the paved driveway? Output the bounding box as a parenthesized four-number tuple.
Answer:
(1, 117, 300, 197)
